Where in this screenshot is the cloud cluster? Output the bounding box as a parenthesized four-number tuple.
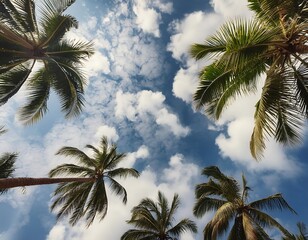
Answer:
(133, 0, 173, 37)
(115, 90, 190, 137)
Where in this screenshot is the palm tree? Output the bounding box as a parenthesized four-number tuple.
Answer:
(283, 222, 308, 240)
(0, 136, 139, 226)
(121, 191, 198, 240)
(0, 152, 18, 194)
(190, 0, 308, 159)
(194, 166, 296, 240)
(0, 0, 94, 124)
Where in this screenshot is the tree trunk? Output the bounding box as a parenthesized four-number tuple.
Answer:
(0, 177, 95, 189)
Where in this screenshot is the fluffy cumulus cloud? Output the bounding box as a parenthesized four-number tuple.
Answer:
(115, 90, 190, 137)
(94, 125, 119, 142)
(45, 154, 203, 240)
(133, 0, 173, 37)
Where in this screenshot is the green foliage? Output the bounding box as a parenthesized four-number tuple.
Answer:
(0, 0, 94, 124)
(191, 0, 308, 159)
(49, 136, 140, 227)
(121, 191, 197, 240)
(194, 166, 295, 240)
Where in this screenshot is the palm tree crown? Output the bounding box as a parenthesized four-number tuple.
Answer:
(0, 152, 17, 194)
(191, 0, 308, 159)
(49, 136, 140, 226)
(0, 0, 94, 124)
(121, 191, 198, 240)
(194, 166, 296, 240)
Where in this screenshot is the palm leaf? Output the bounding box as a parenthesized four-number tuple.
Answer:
(17, 68, 50, 124)
(248, 207, 293, 237)
(249, 193, 296, 214)
(49, 164, 93, 178)
(108, 177, 127, 204)
(55, 146, 95, 168)
(39, 13, 77, 47)
(0, 152, 18, 194)
(121, 229, 158, 240)
(251, 66, 303, 159)
(0, 63, 34, 105)
(294, 61, 308, 117)
(106, 168, 140, 179)
(47, 60, 85, 118)
(167, 218, 198, 237)
(193, 196, 227, 218)
(84, 180, 108, 226)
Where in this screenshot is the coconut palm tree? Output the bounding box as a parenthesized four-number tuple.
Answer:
(194, 166, 296, 240)
(191, 0, 308, 159)
(0, 152, 17, 194)
(0, 136, 139, 226)
(121, 191, 198, 240)
(283, 222, 308, 240)
(0, 0, 94, 124)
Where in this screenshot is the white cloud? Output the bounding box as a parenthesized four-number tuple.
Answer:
(115, 90, 190, 137)
(94, 125, 119, 142)
(133, 4, 161, 37)
(172, 65, 199, 103)
(46, 225, 66, 240)
(122, 145, 149, 167)
(210, 0, 253, 18)
(132, 0, 173, 37)
(84, 51, 110, 77)
(168, 11, 223, 62)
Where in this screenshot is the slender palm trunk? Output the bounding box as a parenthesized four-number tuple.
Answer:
(0, 177, 95, 189)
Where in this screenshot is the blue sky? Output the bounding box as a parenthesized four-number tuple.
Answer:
(0, 0, 307, 239)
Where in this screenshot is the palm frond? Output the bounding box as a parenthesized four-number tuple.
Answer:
(200, 166, 241, 200)
(195, 179, 225, 198)
(121, 229, 158, 240)
(248, 207, 293, 237)
(106, 168, 140, 179)
(39, 13, 77, 47)
(46, 39, 94, 61)
(17, 68, 50, 124)
(167, 218, 198, 237)
(249, 193, 296, 214)
(204, 214, 231, 240)
(242, 211, 271, 240)
(193, 196, 227, 218)
(51, 181, 93, 225)
(11, 0, 38, 34)
(294, 61, 308, 117)
(84, 180, 108, 226)
(0, 0, 35, 34)
(56, 146, 95, 168)
(49, 164, 93, 178)
(0, 63, 34, 105)
(108, 177, 127, 204)
(250, 66, 304, 159)
(47, 60, 85, 118)
(40, 0, 76, 15)
(0, 153, 17, 179)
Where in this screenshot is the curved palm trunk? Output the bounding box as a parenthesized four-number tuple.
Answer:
(0, 177, 95, 189)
